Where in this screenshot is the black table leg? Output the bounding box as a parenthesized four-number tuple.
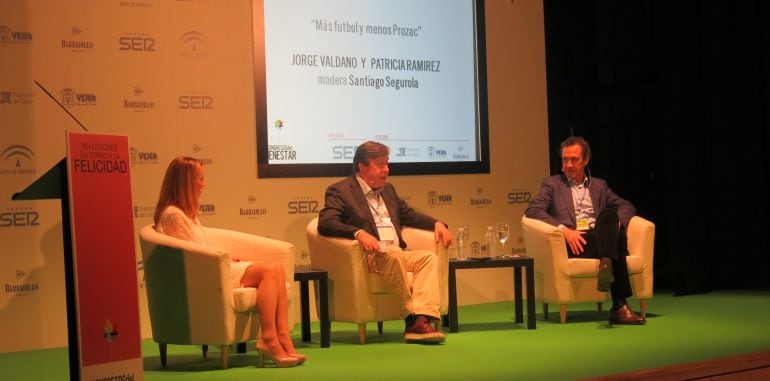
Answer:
(319, 276, 330, 348)
(448, 265, 459, 332)
(514, 265, 523, 324)
(300, 279, 311, 342)
(525, 262, 536, 329)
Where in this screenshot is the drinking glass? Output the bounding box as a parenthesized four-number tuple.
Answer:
(496, 223, 511, 258)
(296, 250, 311, 270)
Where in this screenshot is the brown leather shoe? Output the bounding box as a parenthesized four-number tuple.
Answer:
(609, 304, 646, 325)
(404, 315, 445, 344)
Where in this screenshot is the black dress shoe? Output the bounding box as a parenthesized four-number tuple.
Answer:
(609, 304, 646, 325)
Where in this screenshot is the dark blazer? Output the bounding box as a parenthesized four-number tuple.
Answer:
(525, 174, 636, 229)
(318, 175, 438, 249)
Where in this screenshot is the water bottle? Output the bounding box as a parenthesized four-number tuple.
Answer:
(484, 226, 496, 257)
(456, 226, 466, 260)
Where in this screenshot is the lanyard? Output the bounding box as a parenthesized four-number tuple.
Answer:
(576, 184, 587, 212)
(367, 191, 387, 221)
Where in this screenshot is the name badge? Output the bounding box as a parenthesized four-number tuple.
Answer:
(377, 225, 396, 241)
(576, 218, 590, 231)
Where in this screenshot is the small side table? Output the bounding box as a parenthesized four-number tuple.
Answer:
(294, 268, 330, 348)
(445, 256, 536, 332)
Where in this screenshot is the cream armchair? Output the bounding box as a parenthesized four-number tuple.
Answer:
(138, 225, 295, 369)
(305, 217, 448, 344)
(520, 215, 654, 323)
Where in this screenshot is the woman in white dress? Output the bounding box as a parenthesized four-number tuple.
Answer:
(153, 156, 304, 368)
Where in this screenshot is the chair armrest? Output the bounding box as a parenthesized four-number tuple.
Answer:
(308, 232, 368, 278)
(521, 216, 573, 303)
(521, 216, 570, 270)
(626, 216, 655, 299)
(626, 216, 655, 263)
(203, 227, 296, 286)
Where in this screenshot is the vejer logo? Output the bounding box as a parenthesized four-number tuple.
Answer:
(129, 147, 158, 166)
(427, 191, 452, 208)
(0, 25, 33, 45)
(133, 87, 143, 96)
(61, 88, 75, 107)
(61, 88, 96, 107)
(192, 144, 203, 154)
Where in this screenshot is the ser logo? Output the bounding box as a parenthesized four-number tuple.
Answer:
(507, 191, 532, 204)
(178, 95, 213, 109)
(118, 36, 156, 51)
(288, 200, 319, 214)
(332, 146, 356, 160)
(0, 211, 40, 227)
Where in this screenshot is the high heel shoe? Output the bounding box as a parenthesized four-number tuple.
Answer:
(287, 352, 306, 364)
(255, 340, 300, 368)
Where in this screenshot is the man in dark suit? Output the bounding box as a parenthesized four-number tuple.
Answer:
(525, 136, 645, 325)
(318, 141, 453, 343)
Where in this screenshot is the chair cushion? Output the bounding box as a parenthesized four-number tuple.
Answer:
(567, 256, 644, 278)
(233, 287, 257, 312)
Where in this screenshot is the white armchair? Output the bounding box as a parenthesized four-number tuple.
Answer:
(305, 217, 448, 344)
(520, 215, 654, 323)
(138, 225, 295, 369)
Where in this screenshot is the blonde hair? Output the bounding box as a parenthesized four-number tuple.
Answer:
(153, 156, 202, 225)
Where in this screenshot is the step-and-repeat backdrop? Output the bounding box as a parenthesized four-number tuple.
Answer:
(0, 0, 549, 353)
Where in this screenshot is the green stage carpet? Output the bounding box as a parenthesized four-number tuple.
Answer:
(2, 290, 769, 380)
